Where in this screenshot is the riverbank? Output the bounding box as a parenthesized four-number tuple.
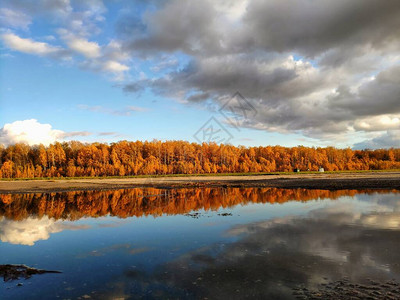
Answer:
(1, 172, 400, 193)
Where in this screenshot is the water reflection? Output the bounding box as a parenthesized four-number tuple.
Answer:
(0, 216, 89, 246)
(1, 188, 400, 299)
(98, 191, 400, 299)
(0, 188, 395, 221)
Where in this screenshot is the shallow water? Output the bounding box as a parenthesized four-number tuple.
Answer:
(1, 188, 400, 299)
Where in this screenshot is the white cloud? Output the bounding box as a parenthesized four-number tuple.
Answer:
(66, 36, 101, 58)
(353, 115, 400, 132)
(57, 30, 129, 77)
(0, 119, 64, 146)
(1, 33, 67, 58)
(102, 60, 129, 72)
(103, 40, 130, 61)
(0, 119, 91, 146)
(0, 8, 31, 30)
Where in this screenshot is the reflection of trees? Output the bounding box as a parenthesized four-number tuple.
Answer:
(0, 188, 395, 221)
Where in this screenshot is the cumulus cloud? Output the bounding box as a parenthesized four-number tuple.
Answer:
(328, 66, 400, 117)
(353, 115, 400, 132)
(0, 7, 31, 30)
(1, 1, 127, 78)
(0, 119, 64, 146)
(240, 0, 400, 57)
(1, 33, 70, 59)
(0, 216, 89, 246)
(0, 119, 92, 146)
(102, 60, 129, 72)
(117, 0, 400, 145)
(66, 36, 101, 58)
(126, 0, 221, 55)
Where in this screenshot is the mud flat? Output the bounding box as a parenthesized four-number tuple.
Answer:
(1, 172, 400, 194)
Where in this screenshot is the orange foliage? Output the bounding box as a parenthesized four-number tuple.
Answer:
(1, 141, 400, 178)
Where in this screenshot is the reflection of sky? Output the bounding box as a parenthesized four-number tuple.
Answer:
(0, 217, 90, 246)
(1, 190, 400, 299)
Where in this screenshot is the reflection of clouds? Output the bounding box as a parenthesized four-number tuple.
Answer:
(354, 193, 400, 212)
(76, 243, 151, 259)
(360, 213, 400, 229)
(116, 192, 400, 299)
(309, 197, 400, 230)
(0, 217, 89, 246)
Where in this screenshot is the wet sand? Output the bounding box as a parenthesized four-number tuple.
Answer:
(1, 172, 400, 193)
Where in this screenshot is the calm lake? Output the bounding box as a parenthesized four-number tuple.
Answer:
(1, 188, 400, 299)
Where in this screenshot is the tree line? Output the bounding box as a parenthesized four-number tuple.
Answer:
(1, 188, 388, 221)
(0, 140, 399, 178)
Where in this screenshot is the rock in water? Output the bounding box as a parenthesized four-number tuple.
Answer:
(0, 264, 61, 282)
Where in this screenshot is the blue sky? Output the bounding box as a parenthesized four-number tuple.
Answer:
(1, 0, 399, 149)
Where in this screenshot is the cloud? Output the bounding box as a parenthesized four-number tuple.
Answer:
(0, 119, 64, 146)
(78, 104, 147, 116)
(0, 8, 31, 30)
(61, 131, 92, 138)
(66, 36, 101, 58)
(353, 115, 400, 132)
(98, 132, 119, 136)
(240, 0, 400, 57)
(2, 0, 72, 19)
(0, 119, 92, 146)
(1, 1, 125, 78)
(328, 66, 400, 117)
(102, 60, 129, 73)
(0, 216, 89, 246)
(353, 130, 400, 149)
(55, 29, 130, 78)
(150, 58, 178, 72)
(2, 0, 400, 146)
(127, 0, 221, 55)
(118, 0, 400, 145)
(1, 33, 69, 59)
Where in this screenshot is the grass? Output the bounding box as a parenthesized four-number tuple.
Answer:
(1, 169, 400, 182)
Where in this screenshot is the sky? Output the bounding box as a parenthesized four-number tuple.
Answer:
(0, 0, 399, 149)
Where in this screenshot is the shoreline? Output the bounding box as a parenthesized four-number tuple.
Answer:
(1, 172, 400, 194)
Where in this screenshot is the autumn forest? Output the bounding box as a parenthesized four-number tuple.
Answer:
(1, 140, 400, 179)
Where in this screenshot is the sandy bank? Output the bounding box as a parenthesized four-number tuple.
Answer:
(1, 172, 400, 194)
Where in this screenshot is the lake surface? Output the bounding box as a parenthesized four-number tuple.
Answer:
(1, 187, 400, 299)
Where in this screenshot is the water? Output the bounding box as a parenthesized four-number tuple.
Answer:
(1, 188, 400, 299)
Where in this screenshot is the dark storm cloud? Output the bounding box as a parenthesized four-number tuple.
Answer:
(241, 0, 400, 57)
(123, 0, 222, 56)
(151, 56, 298, 99)
(120, 0, 400, 58)
(329, 66, 400, 117)
(117, 0, 400, 145)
